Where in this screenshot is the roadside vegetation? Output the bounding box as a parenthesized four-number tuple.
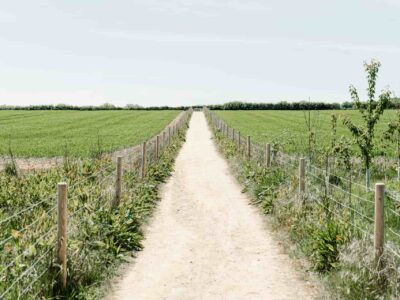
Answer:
(206, 60, 400, 299)
(0, 113, 190, 299)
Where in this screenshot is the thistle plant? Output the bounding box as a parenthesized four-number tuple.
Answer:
(342, 60, 391, 188)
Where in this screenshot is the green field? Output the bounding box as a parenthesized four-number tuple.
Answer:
(216, 110, 397, 156)
(0, 110, 179, 157)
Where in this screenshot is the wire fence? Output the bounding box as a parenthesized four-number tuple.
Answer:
(204, 107, 400, 261)
(0, 109, 193, 299)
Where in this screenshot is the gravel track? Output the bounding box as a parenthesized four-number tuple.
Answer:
(108, 112, 317, 300)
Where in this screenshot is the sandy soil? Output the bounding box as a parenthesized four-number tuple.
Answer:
(107, 112, 317, 300)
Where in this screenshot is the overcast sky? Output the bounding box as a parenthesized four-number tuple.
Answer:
(0, 0, 399, 107)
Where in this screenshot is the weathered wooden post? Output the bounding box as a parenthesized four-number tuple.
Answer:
(265, 143, 271, 167)
(246, 136, 251, 158)
(168, 127, 171, 145)
(57, 182, 68, 290)
(232, 129, 235, 142)
(299, 158, 305, 193)
(156, 135, 160, 159)
(237, 131, 241, 148)
(163, 131, 166, 149)
(141, 141, 146, 179)
(374, 183, 385, 259)
(114, 156, 122, 207)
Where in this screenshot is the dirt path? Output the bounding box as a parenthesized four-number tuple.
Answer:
(108, 112, 317, 300)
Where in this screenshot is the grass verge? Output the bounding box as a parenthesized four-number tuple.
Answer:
(0, 120, 189, 299)
(207, 115, 400, 300)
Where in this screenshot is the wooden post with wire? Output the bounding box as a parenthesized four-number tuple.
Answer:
(163, 131, 166, 149)
(232, 129, 235, 142)
(238, 131, 241, 148)
(246, 136, 251, 158)
(299, 158, 305, 193)
(114, 156, 122, 207)
(57, 182, 68, 290)
(141, 141, 146, 179)
(265, 143, 271, 167)
(156, 135, 160, 159)
(168, 127, 171, 145)
(374, 183, 385, 260)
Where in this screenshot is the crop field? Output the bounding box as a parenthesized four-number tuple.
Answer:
(216, 110, 397, 156)
(0, 110, 179, 157)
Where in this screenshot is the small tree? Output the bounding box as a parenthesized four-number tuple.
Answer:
(333, 136, 353, 199)
(383, 110, 400, 180)
(342, 60, 391, 188)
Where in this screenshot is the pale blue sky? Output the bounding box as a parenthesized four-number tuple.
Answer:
(0, 0, 399, 107)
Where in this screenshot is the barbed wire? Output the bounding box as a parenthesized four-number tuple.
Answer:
(0, 247, 52, 298)
(0, 196, 55, 226)
(18, 266, 49, 298)
(306, 170, 376, 205)
(0, 226, 56, 280)
(0, 205, 57, 248)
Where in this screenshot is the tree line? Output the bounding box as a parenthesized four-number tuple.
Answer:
(209, 99, 400, 110)
(0, 103, 189, 111)
(1, 99, 400, 111)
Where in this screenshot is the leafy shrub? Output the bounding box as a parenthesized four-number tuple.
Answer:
(310, 220, 349, 272)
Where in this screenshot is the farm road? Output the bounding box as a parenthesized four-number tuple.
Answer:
(108, 112, 317, 300)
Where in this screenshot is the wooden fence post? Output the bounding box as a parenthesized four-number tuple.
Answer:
(246, 136, 251, 158)
(156, 135, 160, 159)
(238, 131, 241, 148)
(114, 156, 123, 207)
(141, 141, 146, 179)
(299, 158, 305, 193)
(168, 127, 171, 144)
(374, 183, 385, 259)
(163, 131, 166, 149)
(265, 143, 271, 167)
(57, 182, 68, 290)
(232, 129, 235, 142)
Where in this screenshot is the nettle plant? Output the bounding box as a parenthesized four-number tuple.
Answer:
(342, 60, 391, 188)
